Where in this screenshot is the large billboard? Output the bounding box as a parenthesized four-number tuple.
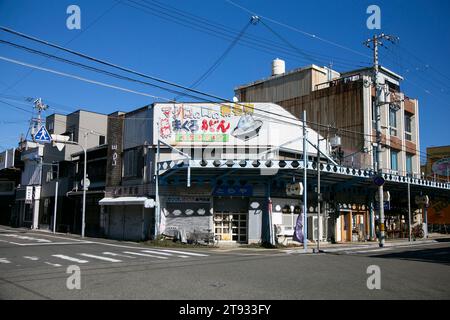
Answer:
(431, 157, 450, 178)
(0, 148, 15, 170)
(153, 102, 328, 155)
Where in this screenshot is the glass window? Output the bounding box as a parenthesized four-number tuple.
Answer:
(123, 148, 143, 178)
(389, 108, 397, 136)
(391, 150, 398, 171)
(404, 113, 412, 141)
(406, 153, 413, 174)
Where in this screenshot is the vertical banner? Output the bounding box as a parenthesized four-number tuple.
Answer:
(293, 211, 304, 243)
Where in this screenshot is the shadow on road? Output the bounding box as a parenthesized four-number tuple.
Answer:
(369, 246, 450, 266)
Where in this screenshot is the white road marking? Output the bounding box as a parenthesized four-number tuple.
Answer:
(0, 258, 11, 264)
(351, 248, 392, 254)
(158, 249, 208, 257)
(122, 251, 168, 259)
(16, 241, 93, 246)
(23, 256, 39, 261)
(0, 234, 52, 242)
(0, 239, 23, 245)
(102, 252, 136, 259)
(44, 262, 62, 267)
(52, 254, 89, 263)
(0, 228, 19, 233)
(141, 250, 188, 258)
(78, 253, 122, 263)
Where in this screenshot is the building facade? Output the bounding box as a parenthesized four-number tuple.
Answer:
(234, 62, 423, 241)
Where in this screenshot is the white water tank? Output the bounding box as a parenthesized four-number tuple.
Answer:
(272, 58, 285, 76)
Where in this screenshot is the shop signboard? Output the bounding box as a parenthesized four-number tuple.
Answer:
(431, 157, 450, 178)
(153, 102, 328, 155)
(212, 184, 253, 197)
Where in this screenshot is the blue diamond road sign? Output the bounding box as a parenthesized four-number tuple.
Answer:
(34, 125, 52, 143)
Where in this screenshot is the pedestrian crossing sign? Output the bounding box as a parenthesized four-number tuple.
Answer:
(34, 125, 52, 143)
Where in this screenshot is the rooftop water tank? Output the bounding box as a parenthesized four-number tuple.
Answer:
(272, 58, 285, 76)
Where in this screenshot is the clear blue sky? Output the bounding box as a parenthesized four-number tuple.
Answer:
(0, 0, 449, 162)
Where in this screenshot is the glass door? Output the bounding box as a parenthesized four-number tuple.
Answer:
(214, 212, 248, 243)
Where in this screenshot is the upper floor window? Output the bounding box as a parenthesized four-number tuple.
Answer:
(389, 108, 397, 136)
(406, 153, 413, 174)
(123, 148, 143, 178)
(391, 149, 399, 171)
(99, 135, 106, 145)
(404, 112, 413, 141)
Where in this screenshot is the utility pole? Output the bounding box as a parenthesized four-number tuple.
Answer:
(32, 98, 48, 136)
(30, 98, 48, 230)
(303, 110, 308, 252)
(364, 34, 398, 248)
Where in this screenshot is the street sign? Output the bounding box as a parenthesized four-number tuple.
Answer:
(34, 126, 52, 143)
(25, 186, 33, 204)
(51, 134, 70, 151)
(373, 175, 385, 187)
(375, 201, 390, 211)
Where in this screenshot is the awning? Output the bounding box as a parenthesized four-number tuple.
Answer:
(99, 197, 155, 208)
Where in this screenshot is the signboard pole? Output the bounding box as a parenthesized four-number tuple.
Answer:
(81, 134, 87, 238)
(52, 163, 59, 233)
(408, 181, 412, 243)
(154, 123, 160, 239)
(303, 110, 308, 252)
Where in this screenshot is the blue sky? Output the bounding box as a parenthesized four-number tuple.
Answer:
(0, 0, 449, 162)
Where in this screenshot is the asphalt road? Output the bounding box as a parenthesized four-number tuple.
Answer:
(1, 226, 449, 300)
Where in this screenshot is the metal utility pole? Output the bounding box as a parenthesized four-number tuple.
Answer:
(407, 180, 412, 242)
(52, 162, 59, 233)
(32, 98, 48, 135)
(303, 110, 308, 252)
(364, 34, 398, 248)
(316, 127, 321, 253)
(81, 132, 88, 238)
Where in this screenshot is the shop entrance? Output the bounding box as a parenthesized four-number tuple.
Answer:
(213, 197, 248, 243)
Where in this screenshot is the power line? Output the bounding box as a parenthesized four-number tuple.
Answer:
(0, 29, 438, 163)
(1, 0, 122, 95)
(174, 19, 253, 100)
(121, 0, 368, 70)
(225, 0, 371, 60)
(0, 33, 373, 137)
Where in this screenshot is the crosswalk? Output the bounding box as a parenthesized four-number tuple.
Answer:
(0, 248, 209, 268)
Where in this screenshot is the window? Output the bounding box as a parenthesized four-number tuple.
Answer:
(391, 150, 398, 171)
(123, 148, 143, 178)
(389, 108, 397, 136)
(406, 153, 413, 175)
(404, 113, 412, 141)
(99, 135, 106, 145)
